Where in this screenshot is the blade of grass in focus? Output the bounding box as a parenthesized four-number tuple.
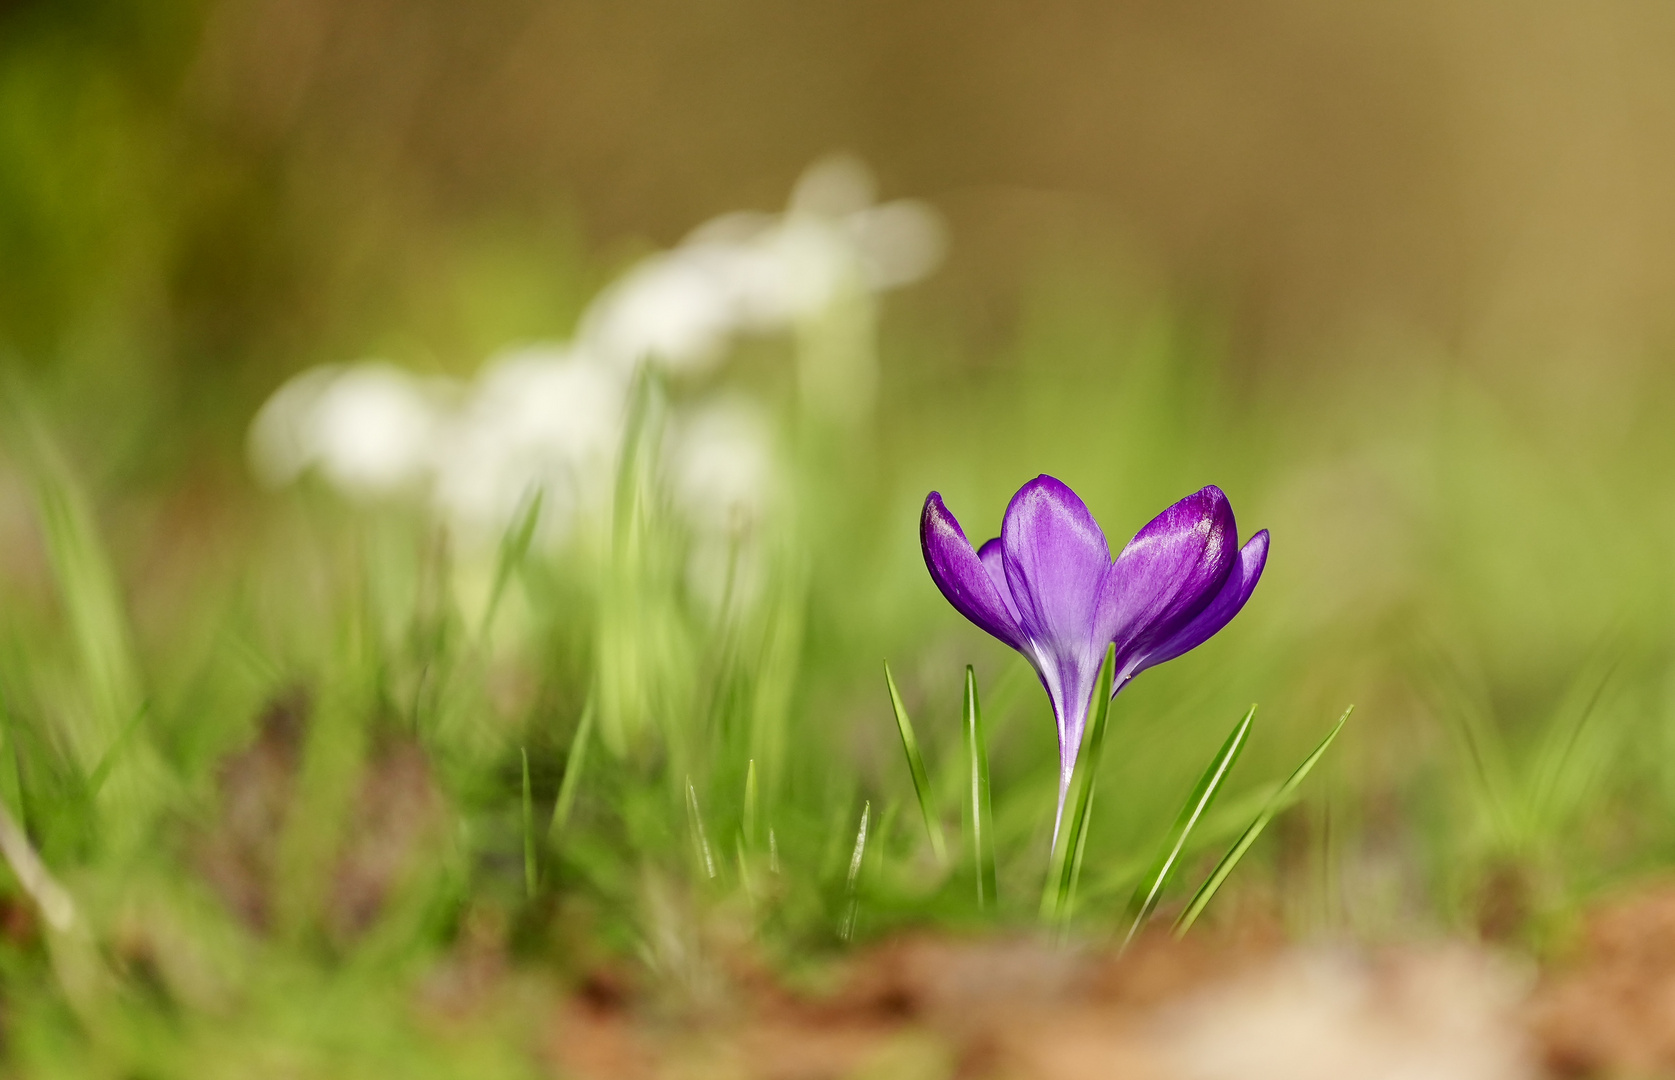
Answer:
(963, 665, 996, 909)
(1042, 643, 1117, 928)
(1174, 707, 1352, 936)
(744, 758, 760, 848)
(686, 777, 717, 879)
(884, 662, 948, 865)
(840, 800, 870, 942)
(1123, 705, 1254, 947)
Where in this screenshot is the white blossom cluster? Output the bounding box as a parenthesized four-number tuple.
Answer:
(248, 155, 944, 565)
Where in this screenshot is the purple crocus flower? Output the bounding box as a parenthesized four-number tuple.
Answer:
(921, 477, 1268, 835)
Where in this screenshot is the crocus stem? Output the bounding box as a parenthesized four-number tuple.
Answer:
(1042, 645, 1117, 926)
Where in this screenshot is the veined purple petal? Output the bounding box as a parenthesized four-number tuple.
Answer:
(1000, 476, 1112, 652)
(976, 537, 1023, 627)
(1096, 485, 1238, 671)
(1133, 529, 1268, 672)
(998, 476, 1114, 778)
(921, 493, 1024, 649)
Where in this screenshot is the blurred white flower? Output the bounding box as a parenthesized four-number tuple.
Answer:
(579, 250, 748, 373)
(248, 365, 340, 488)
(248, 362, 446, 496)
(432, 345, 628, 543)
(666, 395, 777, 535)
(666, 395, 779, 613)
(788, 153, 877, 217)
(249, 154, 943, 562)
(577, 153, 946, 377)
(844, 199, 946, 289)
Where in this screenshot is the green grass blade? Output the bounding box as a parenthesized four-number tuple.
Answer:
(963, 666, 997, 909)
(521, 747, 537, 899)
(883, 662, 948, 864)
(686, 777, 717, 879)
(744, 758, 759, 848)
(22, 420, 170, 856)
(1174, 706, 1352, 937)
(548, 692, 596, 842)
(27, 437, 142, 737)
(840, 800, 871, 941)
(1528, 644, 1621, 833)
(735, 830, 754, 902)
(1042, 643, 1117, 927)
(85, 702, 149, 800)
(0, 796, 75, 934)
(1123, 705, 1255, 947)
(0, 694, 25, 831)
(480, 487, 543, 640)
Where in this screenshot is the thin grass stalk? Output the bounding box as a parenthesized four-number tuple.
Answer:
(1527, 648, 1620, 836)
(1123, 705, 1255, 947)
(85, 702, 149, 800)
(27, 433, 142, 736)
(1174, 707, 1352, 936)
(963, 666, 996, 909)
(1064, 784, 1096, 923)
(840, 800, 871, 941)
(521, 747, 537, 899)
(744, 758, 759, 848)
(548, 692, 596, 842)
(598, 370, 658, 759)
(480, 487, 544, 641)
(0, 696, 24, 830)
(735, 832, 754, 902)
(686, 777, 717, 879)
(0, 796, 73, 933)
(883, 662, 948, 864)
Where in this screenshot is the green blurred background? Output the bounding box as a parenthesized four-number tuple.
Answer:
(2, 0, 1675, 1071)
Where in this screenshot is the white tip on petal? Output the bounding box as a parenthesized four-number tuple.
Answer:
(790, 153, 877, 218)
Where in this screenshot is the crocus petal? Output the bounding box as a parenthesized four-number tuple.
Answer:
(1132, 529, 1268, 672)
(999, 476, 1114, 778)
(976, 537, 1023, 628)
(1096, 485, 1238, 670)
(921, 493, 1024, 649)
(999, 476, 1112, 654)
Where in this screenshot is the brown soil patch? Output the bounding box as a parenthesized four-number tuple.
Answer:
(1532, 883, 1675, 1077)
(547, 926, 1541, 1080)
